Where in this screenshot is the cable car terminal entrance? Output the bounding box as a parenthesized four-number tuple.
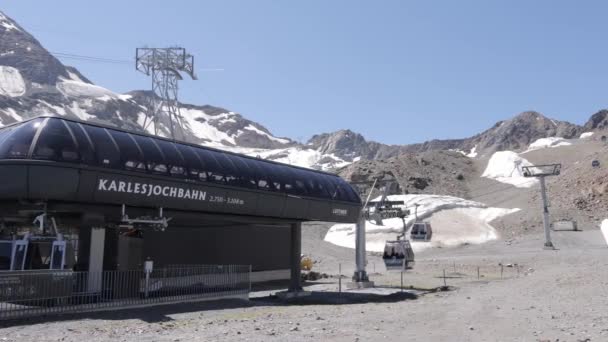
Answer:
(0, 116, 363, 319)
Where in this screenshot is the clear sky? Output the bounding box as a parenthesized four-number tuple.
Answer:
(2, 1, 606, 144)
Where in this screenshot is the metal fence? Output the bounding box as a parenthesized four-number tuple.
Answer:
(0, 265, 250, 320)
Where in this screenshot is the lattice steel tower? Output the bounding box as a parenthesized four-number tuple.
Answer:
(136, 47, 197, 141)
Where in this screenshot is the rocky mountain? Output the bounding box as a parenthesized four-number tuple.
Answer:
(308, 130, 410, 161)
(0, 10, 599, 173)
(309, 111, 584, 162)
(0, 10, 295, 151)
(584, 109, 608, 131)
(338, 150, 474, 199)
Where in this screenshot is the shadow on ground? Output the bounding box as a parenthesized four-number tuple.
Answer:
(0, 283, 453, 327)
(253, 290, 418, 306)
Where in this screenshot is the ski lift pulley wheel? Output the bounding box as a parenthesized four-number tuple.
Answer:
(382, 240, 415, 271)
(410, 222, 433, 241)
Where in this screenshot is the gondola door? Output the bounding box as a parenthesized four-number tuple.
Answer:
(11, 240, 28, 271)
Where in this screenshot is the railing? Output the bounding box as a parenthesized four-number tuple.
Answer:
(0, 265, 250, 320)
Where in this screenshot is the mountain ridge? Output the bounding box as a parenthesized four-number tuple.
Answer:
(0, 10, 602, 171)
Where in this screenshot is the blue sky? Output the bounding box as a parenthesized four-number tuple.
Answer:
(2, 1, 606, 144)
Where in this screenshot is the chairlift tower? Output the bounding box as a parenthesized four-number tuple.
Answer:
(349, 176, 403, 287)
(522, 163, 561, 250)
(136, 47, 197, 141)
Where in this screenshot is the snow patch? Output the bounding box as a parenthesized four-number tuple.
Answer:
(66, 70, 86, 83)
(0, 13, 20, 32)
(601, 220, 608, 246)
(242, 124, 291, 144)
(66, 101, 96, 121)
(466, 145, 478, 158)
(57, 79, 117, 99)
(525, 137, 571, 152)
(0, 66, 26, 97)
(325, 194, 519, 253)
(216, 145, 351, 170)
(579, 132, 594, 139)
(36, 100, 67, 116)
(482, 151, 538, 188)
(1, 108, 23, 123)
(180, 108, 236, 145)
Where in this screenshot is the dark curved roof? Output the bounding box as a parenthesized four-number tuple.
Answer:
(0, 116, 361, 204)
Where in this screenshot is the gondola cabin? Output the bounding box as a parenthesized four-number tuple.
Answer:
(0, 116, 362, 284)
(410, 222, 433, 242)
(382, 240, 414, 271)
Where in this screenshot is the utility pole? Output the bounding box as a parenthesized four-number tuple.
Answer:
(522, 164, 561, 250)
(135, 47, 197, 141)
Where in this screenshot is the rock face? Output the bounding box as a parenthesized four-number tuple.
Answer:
(307, 130, 410, 162)
(584, 109, 608, 130)
(310, 111, 584, 162)
(337, 150, 474, 199)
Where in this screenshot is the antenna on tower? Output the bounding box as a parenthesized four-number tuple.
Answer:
(135, 47, 197, 141)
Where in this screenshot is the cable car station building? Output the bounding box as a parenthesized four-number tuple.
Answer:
(0, 116, 362, 294)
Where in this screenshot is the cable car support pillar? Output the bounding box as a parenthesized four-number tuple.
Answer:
(350, 216, 374, 288)
(288, 222, 303, 292)
(521, 163, 561, 250)
(539, 176, 553, 249)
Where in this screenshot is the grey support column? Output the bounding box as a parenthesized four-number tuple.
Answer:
(87, 227, 105, 293)
(539, 176, 554, 249)
(288, 222, 302, 292)
(352, 216, 369, 282)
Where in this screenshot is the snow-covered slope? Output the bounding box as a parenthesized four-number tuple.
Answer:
(482, 151, 538, 188)
(524, 137, 571, 152)
(324, 194, 519, 252)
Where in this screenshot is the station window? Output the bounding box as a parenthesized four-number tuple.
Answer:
(0, 119, 43, 159)
(170, 165, 186, 177)
(341, 179, 361, 203)
(174, 144, 204, 181)
(82, 125, 120, 167)
(155, 140, 185, 172)
(225, 154, 257, 189)
(131, 135, 167, 175)
(0, 125, 20, 151)
(195, 148, 225, 184)
(329, 177, 359, 203)
(32, 118, 79, 162)
(281, 166, 307, 196)
(310, 174, 332, 199)
(65, 121, 95, 164)
(108, 130, 145, 172)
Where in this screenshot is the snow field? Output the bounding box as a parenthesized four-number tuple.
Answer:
(524, 137, 571, 152)
(57, 79, 117, 99)
(324, 194, 519, 253)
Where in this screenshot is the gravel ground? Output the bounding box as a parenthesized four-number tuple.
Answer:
(2, 221, 607, 342)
